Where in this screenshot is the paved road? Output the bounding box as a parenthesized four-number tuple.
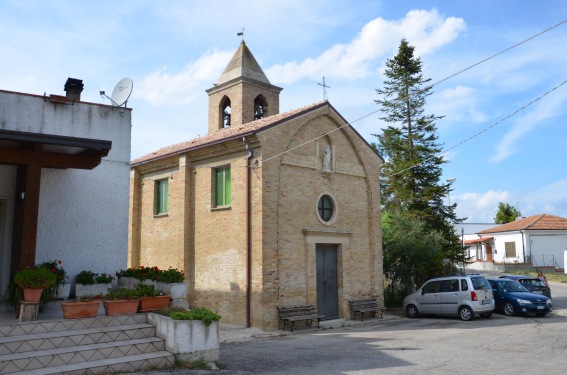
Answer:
(141, 280, 567, 375)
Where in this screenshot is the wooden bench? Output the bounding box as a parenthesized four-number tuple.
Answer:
(348, 298, 387, 322)
(277, 305, 325, 332)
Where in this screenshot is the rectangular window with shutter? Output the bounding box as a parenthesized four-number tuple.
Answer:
(155, 179, 169, 214)
(504, 242, 516, 258)
(214, 166, 231, 207)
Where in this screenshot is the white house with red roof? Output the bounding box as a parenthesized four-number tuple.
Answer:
(466, 214, 567, 272)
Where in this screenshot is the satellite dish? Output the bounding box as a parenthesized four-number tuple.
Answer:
(110, 77, 133, 107)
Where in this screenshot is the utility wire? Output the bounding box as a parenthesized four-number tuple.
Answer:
(259, 19, 567, 168)
(385, 79, 567, 178)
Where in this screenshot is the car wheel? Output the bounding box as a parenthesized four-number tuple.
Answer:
(459, 306, 474, 321)
(480, 312, 492, 319)
(503, 302, 514, 316)
(406, 304, 419, 318)
(535, 313, 547, 317)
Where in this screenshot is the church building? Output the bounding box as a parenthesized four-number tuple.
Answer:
(128, 42, 384, 329)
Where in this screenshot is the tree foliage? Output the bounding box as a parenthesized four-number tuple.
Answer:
(494, 202, 521, 224)
(383, 212, 455, 297)
(375, 39, 468, 289)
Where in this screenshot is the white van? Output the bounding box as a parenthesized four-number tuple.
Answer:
(403, 275, 495, 321)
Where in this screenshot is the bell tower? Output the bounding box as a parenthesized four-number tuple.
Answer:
(206, 41, 283, 134)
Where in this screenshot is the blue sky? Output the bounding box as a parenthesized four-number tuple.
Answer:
(1, 0, 566, 223)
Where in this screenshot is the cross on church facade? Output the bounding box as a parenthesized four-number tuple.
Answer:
(317, 76, 330, 101)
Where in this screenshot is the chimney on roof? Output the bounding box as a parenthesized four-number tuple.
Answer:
(64, 78, 84, 101)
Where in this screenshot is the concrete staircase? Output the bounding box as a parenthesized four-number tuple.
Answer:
(0, 314, 174, 374)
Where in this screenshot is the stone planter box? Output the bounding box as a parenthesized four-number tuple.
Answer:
(117, 277, 140, 290)
(139, 295, 170, 312)
(156, 282, 188, 309)
(147, 312, 219, 362)
(102, 299, 140, 316)
(60, 300, 100, 319)
(57, 284, 71, 300)
(75, 283, 112, 298)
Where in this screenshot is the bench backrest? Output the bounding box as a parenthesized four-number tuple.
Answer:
(349, 298, 378, 310)
(278, 305, 317, 318)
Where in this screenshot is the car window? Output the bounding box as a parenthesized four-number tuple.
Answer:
(461, 279, 468, 291)
(522, 279, 546, 287)
(488, 280, 498, 290)
(439, 280, 458, 293)
(471, 276, 490, 290)
(500, 281, 529, 293)
(422, 281, 440, 294)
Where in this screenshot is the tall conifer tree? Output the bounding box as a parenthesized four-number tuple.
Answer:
(375, 39, 467, 267)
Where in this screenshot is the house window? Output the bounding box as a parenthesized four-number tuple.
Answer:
(318, 195, 333, 222)
(214, 167, 231, 207)
(504, 242, 516, 258)
(155, 179, 169, 214)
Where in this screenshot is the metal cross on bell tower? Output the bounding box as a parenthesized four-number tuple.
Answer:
(317, 76, 330, 101)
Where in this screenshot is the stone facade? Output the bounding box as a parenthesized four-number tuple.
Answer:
(129, 42, 383, 329)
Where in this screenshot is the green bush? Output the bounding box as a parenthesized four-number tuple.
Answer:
(169, 306, 221, 326)
(14, 267, 56, 288)
(136, 284, 163, 297)
(116, 266, 185, 282)
(75, 271, 96, 285)
(103, 288, 140, 300)
(95, 273, 113, 283)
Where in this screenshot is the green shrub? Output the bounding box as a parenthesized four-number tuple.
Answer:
(14, 267, 56, 288)
(103, 288, 140, 300)
(95, 273, 113, 284)
(116, 266, 185, 282)
(169, 306, 221, 326)
(136, 284, 163, 297)
(75, 271, 96, 285)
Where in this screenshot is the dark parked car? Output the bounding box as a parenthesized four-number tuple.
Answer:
(498, 275, 551, 299)
(488, 278, 552, 317)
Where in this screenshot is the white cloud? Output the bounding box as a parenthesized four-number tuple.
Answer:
(135, 49, 234, 106)
(454, 190, 511, 222)
(266, 9, 465, 84)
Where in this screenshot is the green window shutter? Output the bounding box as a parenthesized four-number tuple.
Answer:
(225, 167, 231, 205)
(162, 179, 169, 212)
(156, 179, 169, 214)
(214, 167, 231, 206)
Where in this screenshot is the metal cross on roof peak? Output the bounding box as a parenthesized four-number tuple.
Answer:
(317, 76, 330, 101)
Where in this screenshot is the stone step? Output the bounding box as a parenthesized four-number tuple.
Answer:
(0, 314, 147, 338)
(0, 323, 156, 354)
(0, 337, 165, 374)
(3, 350, 174, 375)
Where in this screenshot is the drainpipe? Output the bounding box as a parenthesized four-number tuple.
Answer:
(244, 137, 252, 328)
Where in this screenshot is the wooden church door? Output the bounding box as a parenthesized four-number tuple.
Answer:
(316, 244, 339, 319)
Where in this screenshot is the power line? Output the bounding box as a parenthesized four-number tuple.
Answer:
(259, 19, 567, 168)
(385, 79, 567, 178)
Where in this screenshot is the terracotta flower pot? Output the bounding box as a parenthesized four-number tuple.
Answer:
(22, 288, 43, 303)
(138, 295, 170, 312)
(102, 299, 139, 316)
(60, 300, 101, 319)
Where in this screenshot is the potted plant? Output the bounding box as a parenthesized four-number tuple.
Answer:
(37, 259, 69, 300)
(147, 306, 221, 362)
(102, 288, 140, 315)
(136, 284, 170, 312)
(75, 271, 114, 298)
(14, 267, 56, 303)
(60, 295, 101, 319)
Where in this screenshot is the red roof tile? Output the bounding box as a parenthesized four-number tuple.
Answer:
(478, 214, 567, 233)
(465, 237, 494, 244)
(131, 101, 327, 166)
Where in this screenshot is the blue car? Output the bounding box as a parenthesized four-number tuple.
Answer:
(487, 278, 552, 317)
